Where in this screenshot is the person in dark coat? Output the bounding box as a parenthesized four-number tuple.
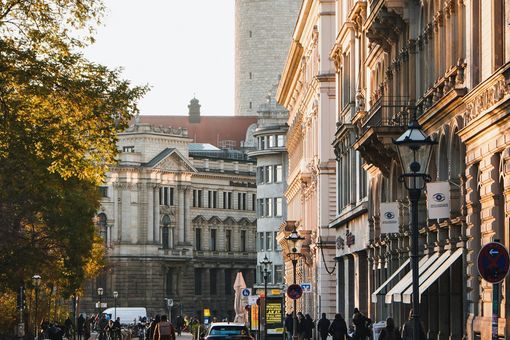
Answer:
(401, 310, 426, 340)
(175, 315, 184, 336)
(77, 314, 85, 339)
(304, 314, 314, 340)
(352, 308, 370, 340)
(379, 318, 401, 340)
(285, 313, 294, 340)
(317, 313, 331, 340)
(328, 314, 348, 340)
(297, 312, 306, 340)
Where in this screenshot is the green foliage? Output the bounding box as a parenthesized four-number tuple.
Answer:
(0, 0, 148, 334)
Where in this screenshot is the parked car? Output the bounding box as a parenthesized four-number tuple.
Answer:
(204, 323, 254, 340)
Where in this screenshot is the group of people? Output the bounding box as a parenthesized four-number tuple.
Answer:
(285, 308, 424, 340)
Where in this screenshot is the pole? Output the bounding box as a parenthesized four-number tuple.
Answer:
(264, 273, 268, 340)
(114, 297, 117, 321)
(409, 188, 421, 340)
(292, 259, 297, 340)
(34, 286, 39, 340)
(492, 283, 499, 340)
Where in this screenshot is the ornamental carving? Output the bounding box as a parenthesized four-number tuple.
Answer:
(465, 76, 510, 124)
(336, 236, 345, 250)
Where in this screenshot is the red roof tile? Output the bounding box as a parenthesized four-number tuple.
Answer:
(138, 115, 257, 148)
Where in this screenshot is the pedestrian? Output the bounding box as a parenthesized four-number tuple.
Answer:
(77, 314, 85, 339)
(352, 308, 370, 340)
(328, 314, 348, 340)
(153, 314, 176, 340)
(176, 315, 184, 336)
(317, 313, 331, 340)
(148, 315, 161, 340)
(304, 314, 314, 340)
(84, 317, 91, 340)
(285, 313, 293, 340)
(297, 312, 306, 340)
(379, 317, 401, 340)
(64, 316, 73, 338)
(98, 314, 109, 340)
(401, 309, 426, 340)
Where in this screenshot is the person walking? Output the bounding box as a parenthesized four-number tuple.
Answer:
(153, 315, 176, 340)
(317, 313, 331, 340)
(352, 308, 370, 340)
(379, 318, 401, 340)
(328, 314, 348, 340)
(77, 314, 85, 339)
(175, 315, 184, 336)
(285, 314, 293, 340)
(148, 315, 161, 340)
(297, 312, 306, 340)
(84, 317, 92, 340)
(303, 314, 314, 340)
(401, 310, 426, 340)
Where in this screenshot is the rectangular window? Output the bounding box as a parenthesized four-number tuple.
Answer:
(213, 191, 218, 208)
(208, 191, 212, 208)
(223, 192, 227, 209)
(275, 165, 283, 183)
(275, 265, 283, 284)
(195, 228, 202, 250)
(269, 135, 275, 148)
(122, 146, 135, 153)
(241, 230, 247, 252)
(193, 190, 197, 207)
(238, 192, 242, 210)
(164, 187, 169, 206)
(258, 232, 264, 251)
(257, 199, 265, 218)
(275, 197, 283, 217)
(260, 137, 265, 149)
(210, 229, 217, 251)
(277, 135, 285, 147)
(257, 167, 264, 184)
(226, 230, 232, 252)
(266, 231, 273, 251)
(170, 187, 174, 206)
(274, 231, 281, 251)
(194, 269, 202, 295)
(228, 192, 232, 209)
(99, 186, 108, 198)
(225, 269, 232, 295)
(198, 190, 203, 207)
(252, 194, 256, 211)
(210, 269, 217, 295)
(266, 166, 273, 184)
(242, 193, 247, 210)
(266, 198, 273, 217)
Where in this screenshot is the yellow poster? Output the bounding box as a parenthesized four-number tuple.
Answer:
(250, 304, 259, 330)
(204, 308, 211, 317)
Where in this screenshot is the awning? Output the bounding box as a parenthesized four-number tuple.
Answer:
(385, 254, 437, 304)
(371, 258, 410, 303)
(401, 248, 463, 304)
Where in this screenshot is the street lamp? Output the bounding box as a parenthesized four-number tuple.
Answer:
(285, 227, 304, 340)
(260, 254, 272, 340)
(393, 111, 435, 340)
(97, 287, 104, 317)
(113, 291, 118, 321)
(32, 274, 41, 340)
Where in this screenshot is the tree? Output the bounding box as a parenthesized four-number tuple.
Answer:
(0, 1, 148, 332)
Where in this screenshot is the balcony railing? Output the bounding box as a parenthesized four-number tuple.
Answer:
(361, 96, 411, 134)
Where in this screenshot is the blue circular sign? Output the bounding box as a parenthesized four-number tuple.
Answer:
(477, 242, 510, 283)
(241, 288, 251, 297)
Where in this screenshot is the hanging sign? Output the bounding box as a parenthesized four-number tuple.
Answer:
(380, 202, 399, 233)
(426, 181, 450, 219)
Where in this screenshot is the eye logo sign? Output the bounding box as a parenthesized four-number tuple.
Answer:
(384, 212, 395, 220)
(432, 193, 446, 202)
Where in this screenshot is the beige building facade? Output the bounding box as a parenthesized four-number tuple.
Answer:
(276, 0, 338, 320)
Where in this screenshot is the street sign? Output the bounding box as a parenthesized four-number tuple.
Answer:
(286, 284, 303, 300)
(242, 288, 252, 297)
(477, 242, 510, 283)
(300, 283, 312, 293)
(166, 298, 174, 307)
(248, 295, 258, 305)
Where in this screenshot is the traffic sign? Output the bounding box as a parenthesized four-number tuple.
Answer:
(300, 283, 312, 293)
(242, 288, 251, 297)
(248, 295, 258, 305)
(286, 284, 303, 300)
(166, 298, 174, 307)
(477, 242, 510, 283)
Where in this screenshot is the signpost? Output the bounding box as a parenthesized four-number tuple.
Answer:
(300, 283, 312, 294)
(477, 242, 510, 340)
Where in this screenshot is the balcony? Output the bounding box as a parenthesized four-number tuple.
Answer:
(366, 1, 406, 51)
(353, 96, 410, 176)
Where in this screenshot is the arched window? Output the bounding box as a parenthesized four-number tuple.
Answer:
(97, 213, 107, 245)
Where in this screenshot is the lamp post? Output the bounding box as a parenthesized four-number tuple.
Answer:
(393, 111, 435, 340)
(260, 254, 272, 340)
(97, 288, 104, 317)
(113, 291, 118, 321)
(285, 226, 304, 340)
(32, 274, 41, 340)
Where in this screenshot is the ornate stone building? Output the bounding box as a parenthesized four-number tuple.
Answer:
(80, 100, 258, 321)
(328, 0, 510, 339)
(234, 0, 302, 116)
(276, 0, 338, 320)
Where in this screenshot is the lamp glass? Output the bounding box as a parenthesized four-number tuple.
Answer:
(97, 287, 103, 296)
(113, 291, 118, 298)
(32, 274, 41, 287)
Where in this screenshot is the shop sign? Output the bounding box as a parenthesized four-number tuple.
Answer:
(380, 202, 399, 233)
(426, 181, 450, 219)
(250, 304, 259, 331)
(266, 297, 284, 335)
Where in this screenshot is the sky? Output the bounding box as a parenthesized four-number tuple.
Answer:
(84, 0, 235, 116)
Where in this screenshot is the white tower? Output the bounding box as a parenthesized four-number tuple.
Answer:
(234, 0, 302, 116)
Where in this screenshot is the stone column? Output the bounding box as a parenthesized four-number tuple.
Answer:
(336, 257, 345, 316)
(154, 186, 160, 243)
(147, 185, 154, 243)
(178, 186, 185, 244)
(184, 186, 192, 244)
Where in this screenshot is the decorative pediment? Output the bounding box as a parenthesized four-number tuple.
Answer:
(208, 216, 222, 225)
(237, 217, 254, 226)
(192, 215, 207, 224)
(223, 216, 236, 225)
(144, 148, 197, 173)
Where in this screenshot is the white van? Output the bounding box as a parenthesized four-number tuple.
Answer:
(102, 307, 147, 325)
